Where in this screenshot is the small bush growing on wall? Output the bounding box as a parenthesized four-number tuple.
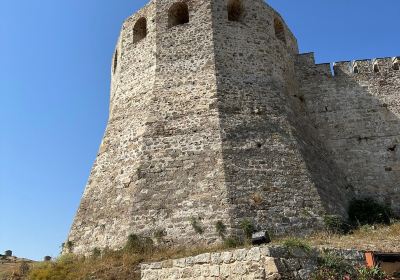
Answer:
(323, 215, 350, 234)
(92, 247, 101, 258)
(348, 198, 392, 226)
(61, 241, 74, 253)
(223, 236, 242, 248)
(239, 219, 255, 240)
(190, 217, 204, 235)
(215, 221, 227, 239)
(282, 238, 311, 253)
(124, 234, 154, 254)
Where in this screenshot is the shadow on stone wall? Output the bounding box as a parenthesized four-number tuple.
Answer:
(295, 55, 400, 216)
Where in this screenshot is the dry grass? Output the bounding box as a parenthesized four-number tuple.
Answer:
(26, 244, 233, 280)
(7, 223, 400, 280)
(0, 263, 19, 280)
(306, 222, 400, 252)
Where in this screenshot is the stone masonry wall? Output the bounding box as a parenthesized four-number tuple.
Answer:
(211, 0, 349, 236)
(67, 2, 159, 254)
(141, 245, 365, 280)
(67, 0, 399, 256)
(130, 0, 230, 246)
(295, 54, 400, 215)
(68, 0, 232, 254)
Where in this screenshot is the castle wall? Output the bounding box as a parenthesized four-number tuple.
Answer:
(211, 0, 348, 236)
(129, 0, 231, 246)
(296, 54, 400, 215)
(67, 2, 158, 254)
(67, 0, 398, 256)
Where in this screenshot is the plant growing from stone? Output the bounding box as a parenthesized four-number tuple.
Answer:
(323, 215, 350, 234)
(239, 219, 254, 240)
(357, 266, 388, 280)
(190, 217, 204, 234)
(124, 234, 154, 254)
(223, 236, 242, 248)
(92, 247, 101, 258)
(215, 220, 227, 238)
(311, 252, 357, 280)
(61, 241, 74, 253)
(283, 237, 311, 253)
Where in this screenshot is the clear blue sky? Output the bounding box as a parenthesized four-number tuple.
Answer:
(0, 0, 398, 261)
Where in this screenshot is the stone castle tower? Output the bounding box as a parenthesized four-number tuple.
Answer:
(67, 0, 400, 255)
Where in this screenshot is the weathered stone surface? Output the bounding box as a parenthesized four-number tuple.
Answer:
(66, 0, 399, 255)
(141, 245, 365, 280)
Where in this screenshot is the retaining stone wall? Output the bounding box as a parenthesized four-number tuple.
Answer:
(141, 245, 365, 280)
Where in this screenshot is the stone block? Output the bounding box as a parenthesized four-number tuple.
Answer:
(265, 257, 280, 275)
(209, 265, 220, 277)
(221, 251, 233, 263)
(247, 247, 261, 261)
(233, 248, 247, 261)
(173, 258, 186, 268)
(193, 253, 211, 264)
(210, 252, 222, 264)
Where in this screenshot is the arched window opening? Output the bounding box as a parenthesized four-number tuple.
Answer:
(133, 17, 147, 44)
(353, 64, 359, 74)
(393, 59, 400, 71)
(227, 0, 244, 22)
(274, 18, 286, 44)
(113, 50, 118, 74)
(168, 2, 189, 28)
(373, 63, 379, 73)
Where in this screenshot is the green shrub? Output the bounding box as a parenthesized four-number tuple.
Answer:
(323, 215, 350, 234)
(190, 217, 204, 235)
(61, 241, 74, 253)
(239, 219, 254, 240)
(357, 266, 387, 280)
(124, 234, 154, 254)
(282, 238, 311, 252)
(29, 254, 83, 280)
(348, 198, 392, 226)
(223, 236, 242, 248)
(215, 221, 227, 238)
(92, 247, 101, 258)
(312, 252, 356, 280)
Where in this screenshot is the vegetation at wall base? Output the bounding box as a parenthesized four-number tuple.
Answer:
(239, 219, 255, 241)
(2, 221, 399, 279)
(348, 198, 393, 226)
(312, 252, 389, 280)
(323, 215, 351, 234)
(282, 237, 312, 253)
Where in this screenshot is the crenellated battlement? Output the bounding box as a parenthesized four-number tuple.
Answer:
(296, 52, 399, 77)
(334, 56, 399, 76)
